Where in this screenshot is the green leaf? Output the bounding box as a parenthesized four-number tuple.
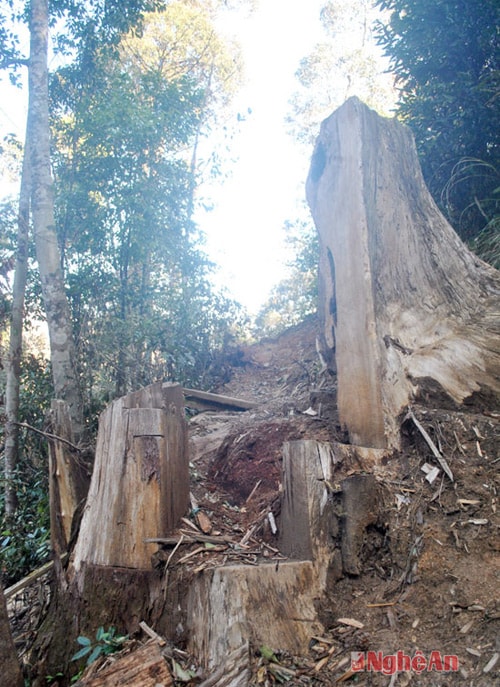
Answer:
(86, 644, 103, 666)
(76, 635, 92, 646)
(95, 626, 105, 641)
(71, 645, 92, 662)
(259, 645, 279, 663)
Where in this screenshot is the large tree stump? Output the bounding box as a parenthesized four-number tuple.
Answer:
(30, 383, 189, 685)
(73, 382, 188, 570)
(306, 97, 500, 449)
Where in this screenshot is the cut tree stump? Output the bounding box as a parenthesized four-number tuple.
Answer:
(73, 382, 188, 570)
(30, 383, 189, 685)
(306, 97, 500, 449)
(185, 439, 385, 683)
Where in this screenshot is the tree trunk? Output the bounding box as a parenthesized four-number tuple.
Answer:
(28, 0, 84, 439)
(4, 123, 31, 517)
(306, 97, 500, 450)
(0, 581, 24, 687)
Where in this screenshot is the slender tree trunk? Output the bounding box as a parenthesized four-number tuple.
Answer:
(0, 582, 24, 687)
(28, 0, 83, 439)
(4, 124, 31, 517)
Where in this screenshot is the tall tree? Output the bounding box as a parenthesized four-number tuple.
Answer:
(1, 0, 168, 514)
(29, 0, 84, 438)
(51, 3, 244, 399)
(290, 0, 396, 145)
(3, 125, 31, 516)
(375, 0, 499, 248)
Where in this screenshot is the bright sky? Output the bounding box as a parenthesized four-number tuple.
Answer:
(199, 0, 324, 314)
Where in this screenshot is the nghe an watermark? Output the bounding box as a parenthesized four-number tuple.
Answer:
(351, 650, 459, 676)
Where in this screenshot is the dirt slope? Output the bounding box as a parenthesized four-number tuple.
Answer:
(189, 314, 499, 686)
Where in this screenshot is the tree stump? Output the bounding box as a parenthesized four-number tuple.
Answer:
(306, 97, 500, 449)
(73, 382, 188, 571)
(30, 383, 189, 685)
(73, 640, 173, 687)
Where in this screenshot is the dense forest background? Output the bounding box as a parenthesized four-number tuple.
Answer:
(0, 0, 498, 585)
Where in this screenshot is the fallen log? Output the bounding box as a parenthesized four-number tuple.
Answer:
(183, 388, 257, 412)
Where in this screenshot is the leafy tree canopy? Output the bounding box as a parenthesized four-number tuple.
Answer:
(375, 0, 500, 251)
(290, 0, 396, 145)
(49, 5, 246, 402)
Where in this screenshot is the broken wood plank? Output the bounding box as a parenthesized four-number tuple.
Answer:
(183, 388, 257, 412)
(73, 640, 173, 686)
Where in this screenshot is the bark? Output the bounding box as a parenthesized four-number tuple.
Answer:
(4, 123, 31, 517)
(306, 97, 500, 449)
(28, 0, 84, 439)
(0, 581, 24, 687)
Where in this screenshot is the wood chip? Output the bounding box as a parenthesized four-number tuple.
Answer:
(386, 608, 397, 629)
(196, 511, 213, 534)
(336, 617, 364, 629)
(459, 619, 474, 634)
(483, 652, 499, 674)
(267, 512, 277, 534)
(335, 669, 357, 683)
(314, 654, 331, 672)
(466, 647, 482, 657)
(366, 601, 397, 608)
(311, 635, 336, 645)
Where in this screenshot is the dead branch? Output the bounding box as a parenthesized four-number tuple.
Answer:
(14, 421, 83, 453)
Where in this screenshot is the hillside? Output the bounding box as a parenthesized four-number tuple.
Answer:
(186, 315, 500, 685)
(8, 314, 499, 686)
